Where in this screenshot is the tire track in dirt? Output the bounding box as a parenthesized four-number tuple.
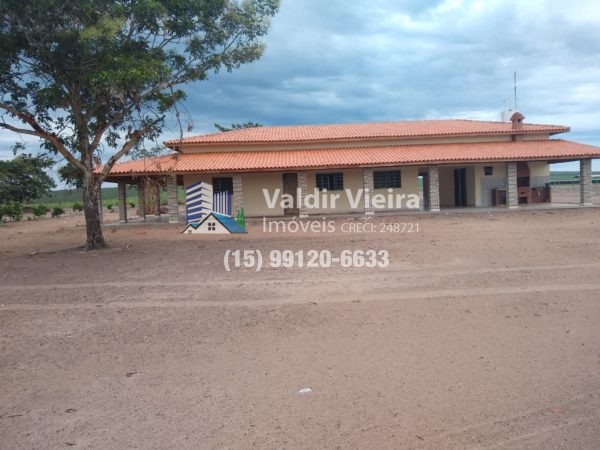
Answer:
(2, 261, 600, 291)
(1, 282, 600, 310)
(412, 389, 600, 449)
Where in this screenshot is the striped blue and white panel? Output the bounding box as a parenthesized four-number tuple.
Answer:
(213, 191, 232, 216)
(186, 181, 213, 224)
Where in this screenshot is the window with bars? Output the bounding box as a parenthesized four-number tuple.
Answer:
(315, 172, 344, 191)
(373, 170, 401, 189)
(212, 177, 233, 193)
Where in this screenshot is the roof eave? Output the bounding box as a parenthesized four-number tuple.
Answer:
(163, 128, 570, 151)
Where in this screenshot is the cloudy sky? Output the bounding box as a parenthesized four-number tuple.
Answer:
(2, 0, 600, 174)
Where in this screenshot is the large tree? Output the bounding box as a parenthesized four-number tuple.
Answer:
(0, 0, 279, 249)
(0, 154, 56, 204)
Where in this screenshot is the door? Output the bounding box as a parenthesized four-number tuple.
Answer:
(453, 168, 467, 207)
(282, 173, 299, 215)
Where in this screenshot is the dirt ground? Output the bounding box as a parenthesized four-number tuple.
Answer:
(1, 188, 600, 449)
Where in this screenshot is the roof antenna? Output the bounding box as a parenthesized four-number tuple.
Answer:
(513, 71, 518, 111)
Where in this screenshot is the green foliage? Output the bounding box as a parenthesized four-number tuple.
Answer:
(72, 202, 84, 212)
(0, 155, 56, 204)
(0, 0, 279, 248)
(0, 201, 23, 222)
(32, 204, 50, 218)
(51, 206, 65, 217)
(128, 200, 136, 208)
(0, 0, 279, 168)
(236, 207, 246, 229)
(106, 203, 114, 212)
(58, 164, 83, 190)
(215, 122, 263, 132)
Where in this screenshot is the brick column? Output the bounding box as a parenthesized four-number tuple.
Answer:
(427, 165, 440, 212)
(580, 158, 593, 206)
(297, 171, 308, 218)
(167, 175, 179, 223)
(506, 161, 518, 209)
(154, 183, 161, 218)
(363, 168, 374, 215)
(117, 181, 127, 223)
(232, 174, 243, 216)
(98, 183, 103, 222)
(137, 181, 146, 221)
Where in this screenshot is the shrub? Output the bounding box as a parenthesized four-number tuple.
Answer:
(32, 204, 50, 219)
(51, 206, 65, 217)
(129, 201, 136, 208)
(72, 202, 83, 212)
(106, 203, 114, 212)
(0, 202, 23, 221)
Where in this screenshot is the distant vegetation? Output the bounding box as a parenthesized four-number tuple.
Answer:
(27, 186, 185, 210)
(550, 171, 600, 184)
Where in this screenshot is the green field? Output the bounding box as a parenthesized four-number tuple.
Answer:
(28, 186, 186, 210)
(550, 171, 600, 184)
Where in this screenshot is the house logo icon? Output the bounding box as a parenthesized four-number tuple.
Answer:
(183, 211, 247, 234)
(182, 181, 246, 235)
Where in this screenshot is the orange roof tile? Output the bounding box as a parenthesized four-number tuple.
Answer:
(103, 139, 600, 178)
(164, 120, 569, 147)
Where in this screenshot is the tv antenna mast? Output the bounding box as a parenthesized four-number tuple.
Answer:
(513, 71, 518, 111)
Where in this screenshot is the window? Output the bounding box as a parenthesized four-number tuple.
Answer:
(373, 170, 401, 189)
(315, 172, 344, 191)
(208, 222, 216, 231)
(484, 166, 493, 176)
(212, 177, 233, 193)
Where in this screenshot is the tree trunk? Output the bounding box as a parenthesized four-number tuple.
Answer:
(82, 173, 107, 250)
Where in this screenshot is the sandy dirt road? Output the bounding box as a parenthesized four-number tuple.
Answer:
(1, 202, 600, 449)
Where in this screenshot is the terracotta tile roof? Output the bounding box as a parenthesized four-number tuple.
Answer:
(164, 120, 569, 147)
(103, 139, 600, 177)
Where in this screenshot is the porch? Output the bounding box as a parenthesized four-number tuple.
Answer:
(105, 158, 595, 224)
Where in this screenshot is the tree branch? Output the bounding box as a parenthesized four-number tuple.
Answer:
(0, 102, 85, 172)
(98, 120, 160, 181)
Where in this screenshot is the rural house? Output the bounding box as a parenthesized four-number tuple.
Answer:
(101, 113, 600, 223)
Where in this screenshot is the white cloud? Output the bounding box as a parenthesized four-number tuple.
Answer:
(2, 0, 599, 173)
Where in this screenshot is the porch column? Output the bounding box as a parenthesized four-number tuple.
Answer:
(98, 182, 103, 222)
(232, 174, 243, 216)
(580, 158, 593, 206)
(137, 181, 146, 221)
(297, 171, 308, 218)
(363, 168, 375, 215)
(117, 181, 127, 223)
(154, 183, 161, 218)
(427, 165, 440, 212)
(167, 175, 179, 223)
(506, 162, 518, 209)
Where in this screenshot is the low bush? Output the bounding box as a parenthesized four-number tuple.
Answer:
(51, 206, 65, 217)
(129, 201, 136, 208)
(106, 203, 114, 211)
(32, 204, 50, 219)
(0, 202, 23, 222)
(72, 202, 83, 212)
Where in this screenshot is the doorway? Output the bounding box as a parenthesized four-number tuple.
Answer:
(453, 168, 467, 207)
(282, 173, 299, 215)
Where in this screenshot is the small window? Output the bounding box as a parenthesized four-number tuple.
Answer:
(208, 222, 216, 231)
(316, 172, 344, 191)
(212, 177, 233, 194)
(484, 166, 493, 176)
(374, 170, 401, 189)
